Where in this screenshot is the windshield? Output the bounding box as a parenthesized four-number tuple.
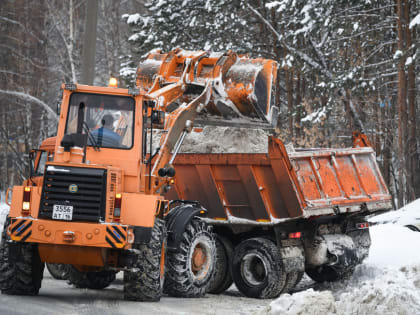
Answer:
(66, 93, 135, 149)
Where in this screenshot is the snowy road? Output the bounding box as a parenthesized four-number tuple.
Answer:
(0, 272, 270, 315)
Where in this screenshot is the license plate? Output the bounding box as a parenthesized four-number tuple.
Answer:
(52, 205, 73, 221)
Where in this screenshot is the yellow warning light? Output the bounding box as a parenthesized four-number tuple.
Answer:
(109, 77, 118, 87)
(170, 179, 175, 184)
(22, 202, 30, 210)
(116, 193, 122, 199)
(24, 187, 31, 192)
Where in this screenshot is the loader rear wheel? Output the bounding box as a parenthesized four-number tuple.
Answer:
(0, 219, 44, 295)
(124, 218, 166, 302)
(231, 237, 286, 299)
(208, 234, 233, 294)
(67, 266, 116, 289)
(46, 263, 69, 280)
(164, 217, 216, 298)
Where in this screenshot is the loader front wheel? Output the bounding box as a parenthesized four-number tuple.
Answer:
(0, 219, 44, 295)
(231, 237, 286, 299)
(164, 217, 216, 298)
(124, 218, 166, 301)
(67, 266, 116, 289)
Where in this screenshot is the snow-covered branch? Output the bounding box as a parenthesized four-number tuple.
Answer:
(0, 90, 58, 121)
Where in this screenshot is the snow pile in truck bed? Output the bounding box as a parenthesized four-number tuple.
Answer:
(181, 126, 269, 153)
(267, 222, 420, 315)
(151, 126, 269, 154)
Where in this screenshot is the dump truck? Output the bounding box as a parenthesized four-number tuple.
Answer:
(0, 49, 278, 301)
(165, 131, 393, 298)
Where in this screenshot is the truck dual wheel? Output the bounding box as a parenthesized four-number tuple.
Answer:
(164, 217, 216, 298)
(231, 237, 287, 299)
(46, 263, 69, 280)
(208, 234, 233, 294)
(67, 266, 116, 289)
(124, 218, 166, 301)
(0, 219, 44, 295)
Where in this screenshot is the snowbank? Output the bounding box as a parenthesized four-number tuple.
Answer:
(369, 198, 420, 227)
(267, 222, 420, 315)
(366, 224, 420, 267)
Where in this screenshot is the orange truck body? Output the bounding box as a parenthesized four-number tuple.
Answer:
(167, 136, 392, 223)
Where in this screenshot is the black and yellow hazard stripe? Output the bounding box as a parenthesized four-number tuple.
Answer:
(105, 225, 127, 248)
(9, 219, 32, 242)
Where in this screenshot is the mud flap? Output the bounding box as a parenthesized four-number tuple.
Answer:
(304, 234, 358, 268)
(279, 246, 305, 273)
(322, 234, 358, 269)
(347, 229, 371, 262)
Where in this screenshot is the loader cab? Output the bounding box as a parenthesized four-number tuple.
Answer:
(54, 84, 146, 192)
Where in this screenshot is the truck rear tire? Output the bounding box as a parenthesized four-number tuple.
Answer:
(46, 263, 69, 280)
(231, 237, 286, 299)
(67, 266, 116, 289)
(208, 234, 233, 294)
(0, 219, 44, 295)
(164, 217, 216, 298)
(124, 218, 166, 301)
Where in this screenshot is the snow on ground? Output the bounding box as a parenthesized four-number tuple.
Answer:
(268, 199, 420, 315)
(369, 198, 420, 228)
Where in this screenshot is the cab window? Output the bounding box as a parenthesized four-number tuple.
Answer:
(66, 93, 135, 149)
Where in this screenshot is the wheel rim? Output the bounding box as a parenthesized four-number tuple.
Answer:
(240, 252, 267, 286)
(189, 236, 212, 281)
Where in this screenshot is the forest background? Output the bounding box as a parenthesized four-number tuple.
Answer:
(0, 0, 419, 208)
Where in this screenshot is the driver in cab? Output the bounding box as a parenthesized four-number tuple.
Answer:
(91, 114, 121, 147)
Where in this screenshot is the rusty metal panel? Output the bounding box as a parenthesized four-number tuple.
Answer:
(251, 165, 290, 219)
(170, 136, 392, 224)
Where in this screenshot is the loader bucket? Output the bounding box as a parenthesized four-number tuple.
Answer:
(137, 49, 278, 128)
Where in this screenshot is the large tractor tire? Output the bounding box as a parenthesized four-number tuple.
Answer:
(231, 237, 287, 299)
(0, 219, 44, 295)
(67, 266, 116, 289)
(46, 263, 69, 280)
(124, 218, 166, 301)
(164, 217, 216, 298)
(208, 234, 233, 294)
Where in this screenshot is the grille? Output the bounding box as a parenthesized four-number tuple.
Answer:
(39, 165, 107, 222)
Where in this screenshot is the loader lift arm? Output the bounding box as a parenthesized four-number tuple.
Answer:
(137, 48, 278, 194)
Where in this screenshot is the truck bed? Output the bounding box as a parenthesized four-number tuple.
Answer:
(166, 136, 392, 224)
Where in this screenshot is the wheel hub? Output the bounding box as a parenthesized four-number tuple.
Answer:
(241, 252, 267, 286)
(192, 245, 206, 272)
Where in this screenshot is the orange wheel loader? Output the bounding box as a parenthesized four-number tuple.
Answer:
(0, 49, 278, 301)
